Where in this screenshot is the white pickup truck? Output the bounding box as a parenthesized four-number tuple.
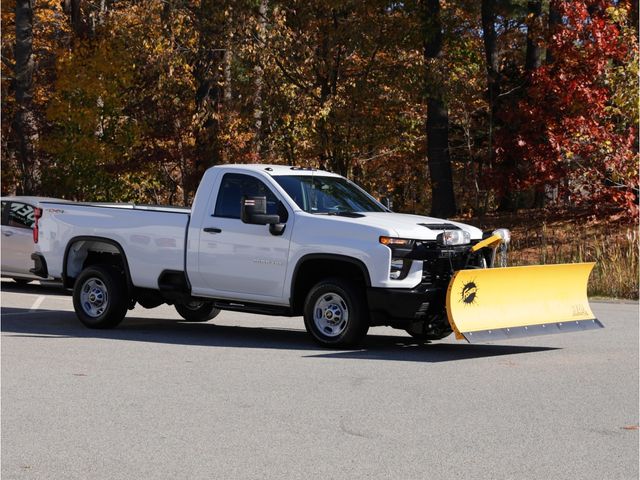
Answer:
(32, 164, 512, 347)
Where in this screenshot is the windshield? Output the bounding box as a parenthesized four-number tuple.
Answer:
(273, 175, 386, 214)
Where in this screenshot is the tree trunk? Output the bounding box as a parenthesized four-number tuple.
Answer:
(252, 0, 267, 159)
(533, 0, 562, 208)
(13, 0, 38, 195)
(525, 0, 544, 72)
(482, 0, 514, 211)
(546, 0, 562, 65)
(422, 0, 456, 218)
(62, 0, 86, 37)
(193, 0, 228, 190)
(525, 0, 546, 207)
(426, 98, 456, 217)
(481, 0, 500, 119)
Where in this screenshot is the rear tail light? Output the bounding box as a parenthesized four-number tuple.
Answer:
(33, 207, 42, 243)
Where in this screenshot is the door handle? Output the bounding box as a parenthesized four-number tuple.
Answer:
(3, 231, 13, 237)
(203, 227, 222, 234)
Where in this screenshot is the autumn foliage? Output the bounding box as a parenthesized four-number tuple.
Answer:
(1, 0, 638, 220)
(495, 0, 639, 215)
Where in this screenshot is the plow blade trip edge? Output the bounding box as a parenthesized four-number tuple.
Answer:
(445, 263, 603, 343)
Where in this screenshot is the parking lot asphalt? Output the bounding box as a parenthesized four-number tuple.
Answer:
(1, 280, 638, 480)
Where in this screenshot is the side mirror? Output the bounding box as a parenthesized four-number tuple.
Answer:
(241, 196, 281, 226)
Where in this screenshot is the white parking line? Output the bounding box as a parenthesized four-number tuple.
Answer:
(29, 295, 46, 312)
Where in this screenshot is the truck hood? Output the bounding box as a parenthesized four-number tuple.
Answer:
(318, 212, 483, 241)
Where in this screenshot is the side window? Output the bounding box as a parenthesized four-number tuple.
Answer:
(7, 202, 35, 229)
(214, 173, 288, 222)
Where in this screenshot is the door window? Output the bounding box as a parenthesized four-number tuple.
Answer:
(7, 202, 35, 229)
(214, 173, 288, 222)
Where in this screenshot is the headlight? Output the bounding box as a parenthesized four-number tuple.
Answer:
(492, 228, 511, 244)
(436, 230, 471, 246)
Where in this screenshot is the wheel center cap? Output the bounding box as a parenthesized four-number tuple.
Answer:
(325, 311, 333, 319)
(89, 294, 96, 302)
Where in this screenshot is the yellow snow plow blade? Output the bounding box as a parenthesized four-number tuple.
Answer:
(446, 263, 603, 343)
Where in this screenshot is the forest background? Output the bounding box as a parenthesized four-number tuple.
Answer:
(1, 0, 639, 297)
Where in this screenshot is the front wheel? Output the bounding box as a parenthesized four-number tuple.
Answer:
(73, 265, 128, 329)
(175, 300, 220, 322)
(303, 278, 369, 347)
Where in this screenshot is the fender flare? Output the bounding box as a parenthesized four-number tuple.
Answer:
(289, 253, 372, 305)
(63, 235, 133, 292)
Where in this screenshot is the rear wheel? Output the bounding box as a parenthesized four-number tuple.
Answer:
(73, 265, 128, 329)
(175, 300, 220, 322)
(303, 278, 369, 347)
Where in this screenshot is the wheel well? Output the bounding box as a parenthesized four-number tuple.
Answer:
(64, 237, 131, 290)
(290, 257, 369, 315)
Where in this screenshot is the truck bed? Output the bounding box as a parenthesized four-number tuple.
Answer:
(37, 201, 190, 290)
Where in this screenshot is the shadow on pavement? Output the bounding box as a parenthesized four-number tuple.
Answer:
(1, 280, 69, 296)
(1, 307, 559, 362)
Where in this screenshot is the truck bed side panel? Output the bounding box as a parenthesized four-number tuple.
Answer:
(38, 204, 189, 289)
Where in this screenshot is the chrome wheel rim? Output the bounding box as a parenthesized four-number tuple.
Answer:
(80, 278, 109, 318)
(313, 292, 349, 337)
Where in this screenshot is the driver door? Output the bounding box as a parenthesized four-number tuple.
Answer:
(196, 173, 293, 302)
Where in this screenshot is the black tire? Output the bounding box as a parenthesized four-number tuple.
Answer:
(175, 300, 220, 322)
(12, 278, 32, 285)
(72, 265, 128, 329)
(303, 277, 370, 347)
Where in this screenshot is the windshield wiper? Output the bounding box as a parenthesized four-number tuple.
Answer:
(322, 211, 366, 218)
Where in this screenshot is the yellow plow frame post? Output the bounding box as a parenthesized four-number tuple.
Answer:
(446, 262, 603, 343)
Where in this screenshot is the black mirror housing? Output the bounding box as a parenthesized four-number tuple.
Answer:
(241, 196, 280, 225)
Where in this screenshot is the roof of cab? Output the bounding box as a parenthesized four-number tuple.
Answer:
(210, 164, 341, 177)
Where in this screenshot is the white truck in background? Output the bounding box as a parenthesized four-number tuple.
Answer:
(31, 164, 601, 346)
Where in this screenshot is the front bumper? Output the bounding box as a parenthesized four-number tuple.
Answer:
(366, 285, 445, 326)
(369, 232, 509, 327)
